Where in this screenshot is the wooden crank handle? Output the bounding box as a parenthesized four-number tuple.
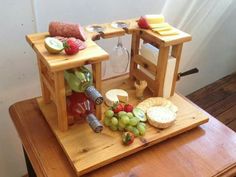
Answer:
(177, 68, 199, 80)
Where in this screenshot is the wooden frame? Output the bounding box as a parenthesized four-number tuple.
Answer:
(26, 18, 191, 131)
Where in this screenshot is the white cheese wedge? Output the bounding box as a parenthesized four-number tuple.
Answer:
(147, 106, 176, 129)
(105, 89, 128, 106)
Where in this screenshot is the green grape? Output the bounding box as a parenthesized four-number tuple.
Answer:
(137, 123, 146, 135)
(105, 110, 114, 118)
(125, 125, 134, 132)
(134, 117, 140, 124)
(118, 111, 127, 118)
(138, 122, 146, 128)
(127, 112, 134, 118)
(118, 120, 126, 129)
(104, 117, 111, 127)
(129, 117, 138, 126)
(132, 127, 140, 137)
(111, 117, 118, 126)
(120, 115, 130, 125)
(109, 124, 118, 131)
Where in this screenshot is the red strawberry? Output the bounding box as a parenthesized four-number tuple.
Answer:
(138, 16, 150, 29)
(122, 132, 135, 145)
(64, 39, 80, 55)
(124, 104, 133, 112)
(112, 103, 124, 113)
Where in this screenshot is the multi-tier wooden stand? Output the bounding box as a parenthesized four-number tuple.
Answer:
(26, 19, 209, 176)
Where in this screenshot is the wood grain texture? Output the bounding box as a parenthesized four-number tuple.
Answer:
(54, 71, 68, 131)
(37, 75, 208, 176)
(27, 35, 109, 72)
(92, 63, 102, 119)
(37, 56, 51, 104)
(129, 31, 140, 79)
(171, 44, 183, 95)
(133, 54, 157, 75)
(187, 72, 236, 132)
(155, 46, 170, 96)
(9, 97, 236, 177)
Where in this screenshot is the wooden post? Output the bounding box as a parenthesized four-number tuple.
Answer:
(155, 46, 170, 96)
(130, 31, 140, 79)
(54, 71, 68, 131)
(37, 56, 51, 104)
(92, 63, 102, 120)
(170, 44, 183, 95)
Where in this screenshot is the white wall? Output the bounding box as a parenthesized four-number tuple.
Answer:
(1, 0, 236, 176)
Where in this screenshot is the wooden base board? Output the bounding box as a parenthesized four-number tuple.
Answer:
(37, 75, 209, 176)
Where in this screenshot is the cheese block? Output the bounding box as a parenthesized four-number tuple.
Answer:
(145, 14, 165, 24)
(105, 89, 128, 106)
(147, 106, 176, 129)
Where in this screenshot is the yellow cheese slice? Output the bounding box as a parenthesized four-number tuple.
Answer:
(152, 26, 173, 32)
(149, 23, 170, 29)
(157, 29, 180, 36)
(145, 14, 165, 24)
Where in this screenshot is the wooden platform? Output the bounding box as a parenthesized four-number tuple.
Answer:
(37, 75, 208, 176)
(187, 72, 236, 131)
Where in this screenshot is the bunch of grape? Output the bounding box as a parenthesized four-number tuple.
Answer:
(103, 109, 146, 137)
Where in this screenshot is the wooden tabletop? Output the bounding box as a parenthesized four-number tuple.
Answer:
(9, 98, 236, 177)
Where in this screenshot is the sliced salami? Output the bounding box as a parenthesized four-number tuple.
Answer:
(49, 21, 87, 41)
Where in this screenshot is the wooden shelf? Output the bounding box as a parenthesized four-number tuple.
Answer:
(37, 75, 209, 176)
(26, 34, 109, 72)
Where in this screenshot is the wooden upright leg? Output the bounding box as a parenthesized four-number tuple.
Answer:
(130, 31, 140, 79)
(54, 71, 68, 131)
(170, 44, 183, 95)
(155, 46, 170, 96)
(92, 63, 102, 120)
(37, 56, 51, 104)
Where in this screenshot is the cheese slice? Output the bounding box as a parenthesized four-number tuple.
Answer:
(147, 106, 176, 129)
(145, 14, 165, 24)
(149, 22, 170, 29)
(157, 29, 180, 36)
(105, 89, 128, 106)
(152, 26, 173, 32)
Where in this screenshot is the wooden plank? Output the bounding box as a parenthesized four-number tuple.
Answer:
(34, 39, 109, 72)
(92, 63, 102, 120)
(37, 56, 51, 104)
(130, 31, 140, 79)
(155, 46, 170, 96)
(205, 93, 236, 117)
(187, 72, 236, 103)
(37, 75, 209, 176)
(217, 104, 236, 125)
(54, 71, 68, 131)
(171, 44, 183, 96)
(133, 54, 157, 75)
(227, 119, 236, 132)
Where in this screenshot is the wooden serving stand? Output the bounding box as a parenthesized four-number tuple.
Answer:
(26, 19, 209, 176)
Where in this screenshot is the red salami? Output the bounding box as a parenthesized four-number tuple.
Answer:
(49, 21, 87, 41)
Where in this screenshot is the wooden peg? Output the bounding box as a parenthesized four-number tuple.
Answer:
(134, 80, 147, 99)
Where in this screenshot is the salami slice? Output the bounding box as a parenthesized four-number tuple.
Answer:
(49, 21, 87, 41)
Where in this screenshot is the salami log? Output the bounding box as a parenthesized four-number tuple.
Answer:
(49, 21, 87, 41)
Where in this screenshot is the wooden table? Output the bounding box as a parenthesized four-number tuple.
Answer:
(9, 98, 236, 177)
